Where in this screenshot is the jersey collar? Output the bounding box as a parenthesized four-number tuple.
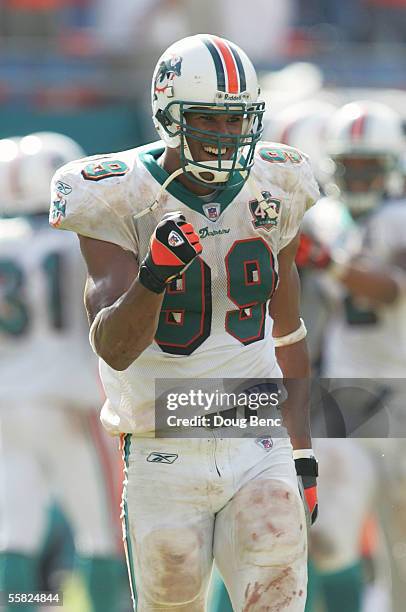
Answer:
(139, 142, 246, 217)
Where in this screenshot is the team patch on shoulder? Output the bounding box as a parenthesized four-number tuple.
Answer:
(81, 159, 129, 181)
(249, 191, 281, 231)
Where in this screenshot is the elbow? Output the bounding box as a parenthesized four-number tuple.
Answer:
(100, 350, 140, 371)
(103, 355, 134, 371)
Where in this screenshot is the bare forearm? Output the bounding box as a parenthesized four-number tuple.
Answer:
(340, 263, 399, 304)
(91, 278, 164, 370)
(277, 339, 312, 450)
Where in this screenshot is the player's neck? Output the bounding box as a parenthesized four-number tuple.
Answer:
(158, 149, 218, 197)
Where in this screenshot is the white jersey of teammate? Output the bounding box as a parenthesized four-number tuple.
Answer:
(51, 141, 319, 435)
(321, 198, 406, 378)
(0, 214, 100, 408)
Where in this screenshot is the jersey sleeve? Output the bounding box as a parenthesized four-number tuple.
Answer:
(278, 154, 320, 251)
(49, 159, 137, 255)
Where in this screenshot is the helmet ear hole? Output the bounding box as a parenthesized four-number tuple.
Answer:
(155, 109, 171, 129)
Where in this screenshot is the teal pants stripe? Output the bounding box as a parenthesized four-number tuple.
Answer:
(207, 564, 233, 611)
(123, 434, 138, 610)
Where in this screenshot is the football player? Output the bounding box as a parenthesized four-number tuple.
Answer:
(240, 98, 382, 612)
(264, 98, 339, 365)
(299, 101, 406, 430)
(297, 99, 406, 609)
(0, 133, 124, 612)
(50, 35, 320, 611)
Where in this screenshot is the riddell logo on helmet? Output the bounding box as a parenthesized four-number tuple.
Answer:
(217, 91, 250, 102)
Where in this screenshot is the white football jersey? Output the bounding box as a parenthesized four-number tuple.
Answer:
(0, 215, 101, 408)
(322, 198, 406, 377)
(50, 141, 319, 434)
(299, 196, 361, 364)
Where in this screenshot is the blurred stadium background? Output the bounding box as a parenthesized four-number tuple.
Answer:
(1, 1, 406, 611)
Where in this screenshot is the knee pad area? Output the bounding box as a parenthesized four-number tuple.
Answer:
(140, 527, 208, 606)
(234, 479, 306, 568)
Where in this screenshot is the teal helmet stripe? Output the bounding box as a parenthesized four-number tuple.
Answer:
(203, 37, 226, 91)
(228, 43, 247, 92)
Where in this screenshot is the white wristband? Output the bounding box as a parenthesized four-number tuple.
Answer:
(273, 318, 307, 348)
(293, 448, 315, 460)
(89, 306, 110, 354)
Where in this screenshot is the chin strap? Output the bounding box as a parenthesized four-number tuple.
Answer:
(133, 168, 185, 219)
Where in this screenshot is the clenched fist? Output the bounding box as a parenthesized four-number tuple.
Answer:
(139, 212, 202, 293)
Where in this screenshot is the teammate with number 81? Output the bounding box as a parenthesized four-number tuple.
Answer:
(51, 34, 319, 611)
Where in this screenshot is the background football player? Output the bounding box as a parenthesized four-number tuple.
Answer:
(0, 133, 124, 612)
(294, 99, 406, 610)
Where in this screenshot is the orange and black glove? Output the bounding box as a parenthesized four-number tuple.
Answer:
(139, 212, 202, 293)
(295, 455, 319, 526)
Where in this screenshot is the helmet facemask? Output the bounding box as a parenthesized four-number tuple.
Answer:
(325, 100, 404, 215)
(156, 99, 265, 188)
(332, 153, 396, 216)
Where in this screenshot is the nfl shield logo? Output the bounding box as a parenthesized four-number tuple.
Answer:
(168, 230, 184, 247)
(256, 437, 273, 451)
(202, 203, 220, 222)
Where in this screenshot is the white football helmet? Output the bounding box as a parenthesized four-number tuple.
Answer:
(265, 99, 337, 188)
(326, 101, 405, 215)
(17, 132, 85, 214)
(151, 34, 265, 188)
(0, 137, 21, 215)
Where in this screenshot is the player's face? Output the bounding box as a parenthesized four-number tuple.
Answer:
(335, 156, 386, 194)
(184, 110, 245, 164)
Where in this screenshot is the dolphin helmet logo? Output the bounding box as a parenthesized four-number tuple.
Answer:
(154, 55, 183, 94)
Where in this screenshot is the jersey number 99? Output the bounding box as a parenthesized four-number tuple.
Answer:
(155, 238, 277, 355)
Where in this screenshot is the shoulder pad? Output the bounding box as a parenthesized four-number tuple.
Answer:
(49, 150, 140, 252)
(253, 141, 320, 250)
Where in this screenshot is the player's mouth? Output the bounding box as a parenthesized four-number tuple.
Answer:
(201, 145, 233, 160)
